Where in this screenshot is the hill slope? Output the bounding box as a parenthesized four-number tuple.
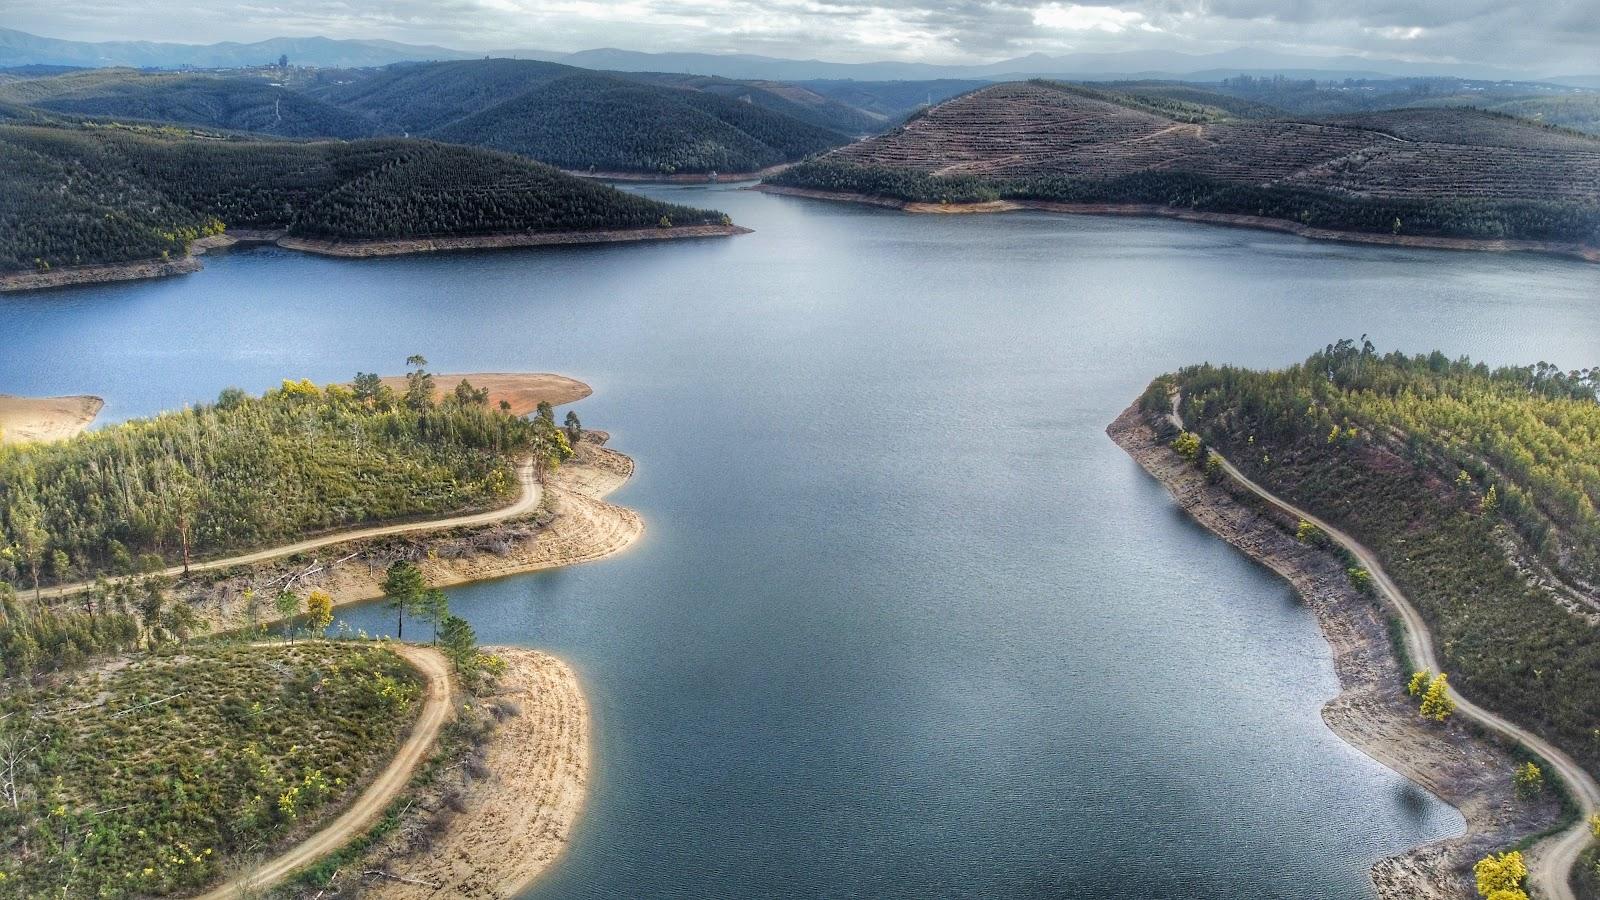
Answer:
(770, 80, 1600, 245)
(1156, 342, 1600, 791)
(309, 59, 853, 174)
(0, 122, 726, 273)
(0, 69, 376, 138)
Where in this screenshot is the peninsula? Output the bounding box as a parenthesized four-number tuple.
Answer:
(1114, 341, 1600, 899)
(764, 81, 1600, 260)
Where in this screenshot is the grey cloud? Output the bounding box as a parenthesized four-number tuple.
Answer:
(6, 0, 1596, 73)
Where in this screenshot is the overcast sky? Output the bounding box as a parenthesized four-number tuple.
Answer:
(6, 0, 1596, 72)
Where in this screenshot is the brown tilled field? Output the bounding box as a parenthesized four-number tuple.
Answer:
(826, 81, 1600, 205)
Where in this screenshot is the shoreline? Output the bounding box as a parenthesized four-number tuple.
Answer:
(0, 224, 751, 294)
(356, 646, 590, 899)
(1107, 403, 1558, 899)
(753, 184, 1600, 263)
(0, 393, 103, 444)
(172, 431, 642, 636)
(566, 162, 793, 183)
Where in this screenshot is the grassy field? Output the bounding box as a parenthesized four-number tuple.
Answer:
(0, 641, 421, 898)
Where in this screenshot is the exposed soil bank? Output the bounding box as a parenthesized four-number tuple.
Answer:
(0, 393, 103, 444)
(370, 372, 591, 415)
(0, 225, 750, 293)
(276, 224, 750, 258)
(173, 431, 641, 636)
(357, 647, 590, 899)
(567, 162, 793, 183)
(1108, 404, 1558, 900)
(754, 184, 1600, 263)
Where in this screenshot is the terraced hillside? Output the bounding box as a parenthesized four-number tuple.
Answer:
(772, 80, 1600, 245)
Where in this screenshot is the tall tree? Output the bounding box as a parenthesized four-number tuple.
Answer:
(404, 355, 435, 412)
(381, 560, 426, 640)
(420, 588, 450, 645)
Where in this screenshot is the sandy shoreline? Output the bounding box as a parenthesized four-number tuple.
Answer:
(0, 224, 750, 293)
(0, 393, 104, 444)
(754, 184, 1600, 263)
(171, 431, 641, 636)
(358, 646, 590, 899)
(1107, 404, 1557, 899)
(372, 372, 592, 415)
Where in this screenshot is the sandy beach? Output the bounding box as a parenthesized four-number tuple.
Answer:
(1107, 404, 1559, 899)
(0, 393, 104, 444)
(374, 372, 592, 415)
(359, 647, 590, 899)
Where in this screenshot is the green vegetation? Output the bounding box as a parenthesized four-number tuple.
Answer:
(0, 69, 378, 138)
(306, 59, 851, 173)
(1474, 850, 1529, 900)
(0, 121, 726, 272)
(1163, 341, 1600, 778)
(0, 363, 573, 588)
(434, 72, 847, 174)
(770, 159, 1600, 244)
(0, 641, 421, 898)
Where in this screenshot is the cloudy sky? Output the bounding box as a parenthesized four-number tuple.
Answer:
(7, 0, 1596, 72)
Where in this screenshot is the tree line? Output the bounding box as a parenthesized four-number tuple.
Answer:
(770, 160, 1600, 243)
(0, 361, 573, 590)
(0, 122, 728, 272)
(1163, 340, 1600, 779)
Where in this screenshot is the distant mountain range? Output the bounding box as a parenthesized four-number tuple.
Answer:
(5, 27, 1597, 86)
(0, 28, 476, 69)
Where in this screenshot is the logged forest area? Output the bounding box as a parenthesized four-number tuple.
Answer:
(771, 80, 1600, 244)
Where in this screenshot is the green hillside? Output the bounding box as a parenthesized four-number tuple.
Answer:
(434, 72, 847, 173)
(0, 121, 726, 272)
(1154, 341, 1600, 780)
(0, 60, 854, 175)
(0, 366, 573, 586)
(0, 69, 376, 138)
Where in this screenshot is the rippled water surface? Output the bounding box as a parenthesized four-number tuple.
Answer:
(7, 184, 1600, 898)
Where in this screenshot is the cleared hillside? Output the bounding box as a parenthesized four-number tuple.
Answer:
(772, 80, 1600, 244)
(0, 122, 726, 273)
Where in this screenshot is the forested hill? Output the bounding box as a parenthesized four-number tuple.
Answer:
(770, 80, 1600, 245)
(0, 122, 727, 273)
(0, 368, 574, 587)
(0, 60, 858, 175)
(0, 69, 377, 138)
(308, 60, 853, 174)
(1153, 341, 1600, 781)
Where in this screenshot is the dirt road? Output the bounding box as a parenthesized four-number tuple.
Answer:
(192, 644, 455, 899)
(1169, 397, 1599, 900)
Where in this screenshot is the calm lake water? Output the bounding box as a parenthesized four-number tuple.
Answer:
(7, 185, 1600, 898)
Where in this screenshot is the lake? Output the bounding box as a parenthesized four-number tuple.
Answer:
(6, 184, 1600, 898)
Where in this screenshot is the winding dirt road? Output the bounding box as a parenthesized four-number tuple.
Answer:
(193, 644, 454, 900)
(1169, 398, 1599, 900)
(41, 459, 542, 601)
